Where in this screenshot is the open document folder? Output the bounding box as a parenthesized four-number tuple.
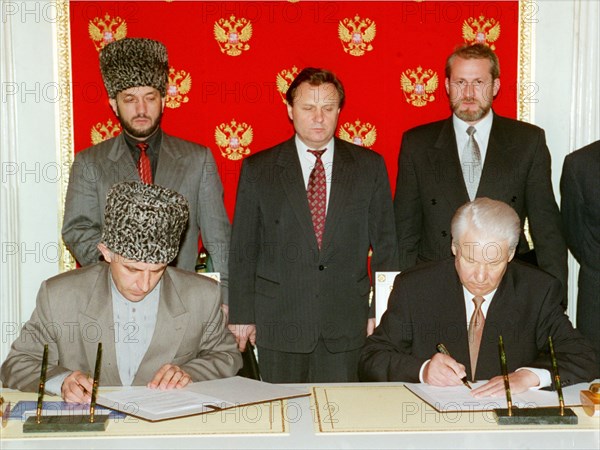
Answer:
(96, 376, 309, 422)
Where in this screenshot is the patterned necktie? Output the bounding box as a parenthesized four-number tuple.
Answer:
(307, 149, 327, 249)
(468, 296, 486, 380)
(136, 142, 153, 184)
(462, 126, 482, 200)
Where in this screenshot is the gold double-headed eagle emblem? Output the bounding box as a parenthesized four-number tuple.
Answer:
(214, 16, 253, 56)
(88, 14, 127, 52)
(400, 67, 439, 108)
(338, 120, 377, 149)
(462, 16, 501, 50)
(275, 66, 300, 104)
(165, 68, 192, 109)
(215, 120, 254, 160)
(338, 15, 376, 56)
(90, 119, 122, 145)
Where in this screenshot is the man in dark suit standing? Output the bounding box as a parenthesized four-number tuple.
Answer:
(228, 68, 398, 382)
(360, 198, 596, 394)
(561, 140, 600, 366)
(394, 44, 567, 306)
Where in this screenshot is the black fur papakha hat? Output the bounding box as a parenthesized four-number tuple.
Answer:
(99, 37, 169, 98)
(101, 181, 189, 264)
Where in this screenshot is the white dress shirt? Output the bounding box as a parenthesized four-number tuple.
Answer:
(295, 135, 334, 211)
(453, 109, 494, 166)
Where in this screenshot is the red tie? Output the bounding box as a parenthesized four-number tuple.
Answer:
(307, 149, 327, 249)
(136, 142, 153, 184)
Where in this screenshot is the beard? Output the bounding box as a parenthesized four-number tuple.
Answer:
(450, 96, 492, 123)
(117, 107, 163, 139)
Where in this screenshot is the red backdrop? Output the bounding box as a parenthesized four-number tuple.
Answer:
(69, 1, 519, 219)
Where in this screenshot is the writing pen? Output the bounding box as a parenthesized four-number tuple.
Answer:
(2, 401, 11, 428)
(498, 335, 513, 416)
(89, 342, 103, 423)
(548, 336, 565, 416)
(436, 343, 472, 389)
(36, 344, 49, 424)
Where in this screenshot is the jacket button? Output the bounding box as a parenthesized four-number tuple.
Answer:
(319, 265, 325, 271)
(441, 230, 447, 237)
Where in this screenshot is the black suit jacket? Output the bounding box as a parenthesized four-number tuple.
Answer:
(394, 113, 567, 303)
(229, 137, 398, 353)
(359, 259, 596, 385)
(560, 140, 600, 360)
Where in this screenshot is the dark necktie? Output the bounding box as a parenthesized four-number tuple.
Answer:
(307, 149, 327, 249)
(468, 296, 486, 380)
(462, 126, 482, 200)
(136, 142, 153, 184)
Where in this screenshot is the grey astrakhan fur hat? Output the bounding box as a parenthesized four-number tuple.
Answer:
(101, 181, 189, 264)
(99, 37, 169, 98)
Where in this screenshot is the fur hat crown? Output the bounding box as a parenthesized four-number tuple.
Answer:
(99, 37, 169, 98)
(101, 181, 189, 264)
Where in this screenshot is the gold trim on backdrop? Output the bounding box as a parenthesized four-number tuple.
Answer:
(517, 0, 535, 123)
(517, 0, 535, 247)
(57, 0, 76, 272)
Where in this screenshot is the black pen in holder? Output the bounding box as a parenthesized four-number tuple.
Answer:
(493, 335, 578, 425)
(23, 342, 110, 433)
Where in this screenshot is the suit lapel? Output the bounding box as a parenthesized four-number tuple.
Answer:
(154, 133, 184, 192)
(106, 135, 138, 183)
(132, 270, 190, 385)
(476, 266, 521, 378)
(446, 268, 471, 367)
(430, 118, 470, 211)
(78, 265, 121, 385)
(277, 139, 320, 252)
(320, 139, 355, 259)
(477, 115, 514, 197)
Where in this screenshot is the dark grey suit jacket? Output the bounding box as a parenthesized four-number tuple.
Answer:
(561, 140, 600, 360)
(229, 137, 398, 354)
(0, 263, 242, 391)
(359, 259, 597, 384)
(394, 113, 567, 304)
(62, 132, 231, 301)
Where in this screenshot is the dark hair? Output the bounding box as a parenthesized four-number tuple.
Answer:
(285, 67, 345, 108)
(445, 44, 500, 80)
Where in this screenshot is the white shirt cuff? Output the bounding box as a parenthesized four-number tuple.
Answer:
(516, 367, 551, 389)
(44, 372, 70, 396)
(419, 359, 431, 383)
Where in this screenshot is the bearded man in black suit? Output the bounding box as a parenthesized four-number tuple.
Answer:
(394, 44, 567, 306)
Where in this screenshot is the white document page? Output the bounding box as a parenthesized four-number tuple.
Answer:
(405, 381, 585, 412)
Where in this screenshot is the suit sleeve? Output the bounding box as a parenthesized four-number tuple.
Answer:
(358, 276, 427, 382)
(560, 155, 585, 263)
(394, 133, 423, 270)
(369, 156, 400, 315)
(0, 281, 73, 392)
(524, 129, 568, 304)
(62, 152, 103, 265)
(196, 148, 232, 304)
(228, 158, 260, 324)
(180, 285, 242, 380)
(529, 278, 597, 386)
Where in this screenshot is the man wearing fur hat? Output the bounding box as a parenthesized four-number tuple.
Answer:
(2, 182, 241, 403)
(62, 37, 231, 303)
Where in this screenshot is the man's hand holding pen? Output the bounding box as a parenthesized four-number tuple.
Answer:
(61, 370, 93, 403)
(423, 353, 469, 387)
